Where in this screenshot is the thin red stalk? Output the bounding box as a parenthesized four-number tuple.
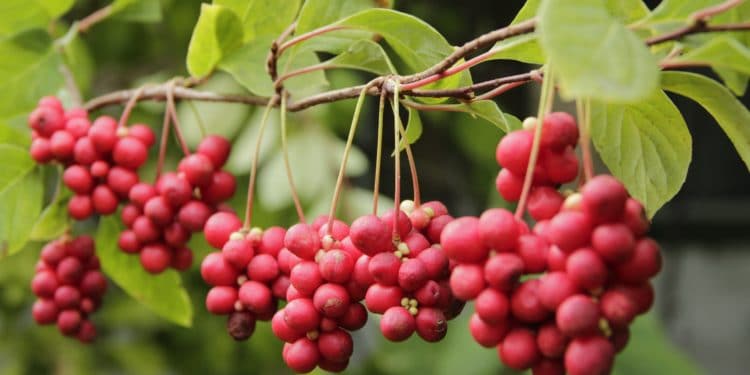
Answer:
(117, 85, 149, 129)
(277, 25, 349, 55)
(166, 85, 191, 156)
(155, 92, 172, 180)
(274, 63, 329, 89)
(396, 116, 421, 207)
(472, 80, 529, 101)
(576, 99, 594, 183)
(400, 49, 496, 91)
(243, 98, 277, 229)
(77, 5, 113, 33)
(691, 0, 743, 21)
(373, 91, 386, 215)
(279, 94, 307, 223)
(391, 82, 402, 239)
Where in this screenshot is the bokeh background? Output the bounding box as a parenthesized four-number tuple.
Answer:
(1, 1, 748, 374)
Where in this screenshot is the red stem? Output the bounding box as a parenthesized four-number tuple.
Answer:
(400, 49, 496, 91)
(166, 86, 191, 156)
(473, 80, 529, 101)
(277, 25, 349, 55)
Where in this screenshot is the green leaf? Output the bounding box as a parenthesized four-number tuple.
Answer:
(675, 37, 750, 74)
(321, 39, 396, 75)
(398, 108, 423, 150)
(646, 0, 716, 24)
(488, 0, 543, 64)
(590, 89, 691, 217)
(408, 100, 519, 132)
(0, 123, 31, 146)
(214, 0, 301, 41)
(538, 0, 659, 102)
(186, 4, 244, 77)
(0, 0, 74, 37)
(605, 0, 651, 23)
(661, 71, 750, 172)
(0, 30, 63, 121)
(0, 168, 43, 257)
(333, 9, 472, 94)
(111, 0, 162, 23)
(96, 216, 193, 327)
(225, 108, 280, 175)
(714, 68, 748, 96)
(29, 190, 70, 241)
(0, 144, 34, 192)
(220, 36, 328, 97)
(295, 0, 392, 54)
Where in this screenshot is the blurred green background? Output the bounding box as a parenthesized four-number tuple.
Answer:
(1, 1, 748, 374)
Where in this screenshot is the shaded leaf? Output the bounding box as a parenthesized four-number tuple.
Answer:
(321, 39, 396, 75)
(30, 189, 70, 241)
(398, 108, 422, 150)
(590, 89, 691, 217)
(605, 0, 651, 23)
(0, 144, 35, 192)
(661, 71, 750, 172)
(0, 168, 43, 256)
(0, 0, 74, 37)
(675, 36, 750, 75)
(538, 0, 659, 102)
(214, 0, 301, 41)
(111, 0, 162, 23)
(186, 4, 244, 77)
(96, 216, 193, 327)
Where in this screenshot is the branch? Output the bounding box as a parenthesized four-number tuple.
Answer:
(77, 5, 113, 33)
(85, 85, 269, 111)
(646, 22, 750, 45)
(266, 22, 298, 87)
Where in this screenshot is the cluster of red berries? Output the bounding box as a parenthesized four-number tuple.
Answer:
(118, 136, 236, 274)
(27, 96, 156, 220)
(495, 112, 579, 220)
(350, 201, 463, 343)
(30, 236, 107, 343)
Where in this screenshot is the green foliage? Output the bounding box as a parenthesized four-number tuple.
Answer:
(661, 71, 750, 172)
(0, 0, 74, 37)
(111, 0, 163, 23)
(399, 108, 423, 150)
(590, 90, 692, 217)
(215, 0, 301, 42)
(605, 0, 650, 23)
(538, 0, 659, 102)
(96, 216, 193, 327)
(321, 40, 396, 75)
(186, 4, 244, 77)
(0, 169, 43, 256)
(674, 37, 750, 75)
(489, 0, 543, 64)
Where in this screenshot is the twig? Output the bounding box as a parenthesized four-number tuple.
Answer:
(267, 22, 298, 90)
(77, 5, 113, 33)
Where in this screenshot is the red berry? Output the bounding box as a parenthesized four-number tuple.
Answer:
(50, 131, 75, 160)
(156, 173, 192, 208)
(414, 280, 442, 307)
(107, 166, 139, 198)
(537, 271, 579, 310)
(478, 208, 519, 252)
(425, 214, 453, 243)
(564, 336, 615, 375)
(622, 198, 649, 236)
(227, 311, 256, 341)
(381, 209, 412, 238)
(284, 298, 321, 333)
(318, 249, 354, 284)
(41, 241, 66, 265)
(113, 136, 148, 169)
(415, 307, 448, 342)
(318, 329, 353, 363)
(498, 328, 540, 370)
(380, 306, 416, 342)
(197, 135, 231, 168)
(201, 171, 236, 205)
(484, 253, 524, 291)
(556, 295, 601, 337)
(171, 247, 194, 271)
(54, 285, 81, 309)
(349, 215, 391, 255)
(92, 185, 119, 215)
(541, 147, 579, 184)
(313, 283, 351, 318)
(65, 117, 91, 139)
(496, 169, 524, 202)
(541, 112, 579, 150)
(338, 302, 368, 331)
(63, 165, 94, 194)
(614, 237, 662, 283)
(475, 288, 509, 325)
(203, 212, 242, 248)
(29, 106, 65, 137)
(140, 244, 172, 274)
(73, 138, 100, 165)
(510, 279, 550, 324)
(128, 182, 157, 208)
(352, 255, 374, 288)
(272, 275, 291, 299)
(581, 175, 628, 224)
(537, 323, 568, 358)
(284, 223, 321, 260)
(496, 130, 533, 175)
(201, 252, 240, 286)
(610, 282, 654, 315)
(469, 313, 508, 347)
(80, 270, 107, 298)
(258, 226, 286, 256)
(364, 284, 403, 314)
(401, 231, 429, 256)
(546, 211, 592, 252)
(238, 280, 274, 315)
(591, 223, 635, 264)
(57, 257, 84, 285)
(600, 289, 639, 328)
(283, 338, 320, 373)
(449, 264, 485, 301)
(517, 234, 549, 273)
(68, 236, 94, 259)
(30, 138, 53, 163)
(290, 261, 323, 296)
(416, 247, 449, 280)
(221, 239, 254, 270)
(88, 117, 118, 153)
(247, 254, 279, 283)
(178, 200, 214, 232)
(368, 252, 401, 286)
(68, 195, 94, 219)
(31, 271, 59, 298)
(272, 310, 304, 343)
(611, 327, 630, 353)
(206, 286, 238, 315)
(39, 96, 64, 111)
(398, 258, 429, 292)
(527, 187, 564, 221)
(278, 248, 303, 276)
(533, 359, 565, 375)
(132, 216, 160, 244)
(164, 222, 191, 248)
(128, 124, 155, 147)
(566, 248, 608, 291)
(441, 216, 488, 263)
(178, 154, 215, 187)
(57, 309, 82, 336)
(142, 197, 173, 226)
(32, 299, 59, 324)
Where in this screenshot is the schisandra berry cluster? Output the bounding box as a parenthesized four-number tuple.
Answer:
(118, 135, 236, 274)
(28, 96, 156, 220)
(31, 236, 107, 343)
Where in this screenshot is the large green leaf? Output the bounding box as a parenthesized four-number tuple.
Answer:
(96, 216, 193, 327)
(0, 0, 74, 37)
(590, 89, 691, 217)
(0, 123, 31, 147)
(605, 0, 651, 23)
(0, 144, 34, 192)
(219, 35, 328, 97)
(320, 39, 396, 75)
(675, 37, 750, 75)
(538, 0, 659, 102)
(0, 30, 63, 121)
(646, 0, 717, 24)
(186, 4, 244, 77)
(0, 168, 43, 257)
(489, 0, 543, 64)
(295, 0, 391, 54)
(29, 189, 70, 241)
(111, 0, 162, 23)
(398, 108, 423, 150)
(214, 0, 301, 41)
(333, 9, 472, 93)
(661, 71, 750, 172)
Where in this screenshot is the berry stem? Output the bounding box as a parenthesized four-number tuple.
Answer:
(576, 99, 594, 182)
(400, 49, 496, 91)
(472, 80, 530, 101)
(280, 93, 307, 224)
(372, 91, 386, 215)
(243, 98, 277, 230)
(327, 81, 375, 233)
(274, 62, 330, 89)
(117, 84, 150, 130)
(515, 67, 555, 220)
(186, 100, 208, 139)
(276, 25, 349, 56)
(155, 88, 173, 180)
(391, 81, 402, 238)
(395, 108, 421, 207)
(166, 83, 191, 156)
